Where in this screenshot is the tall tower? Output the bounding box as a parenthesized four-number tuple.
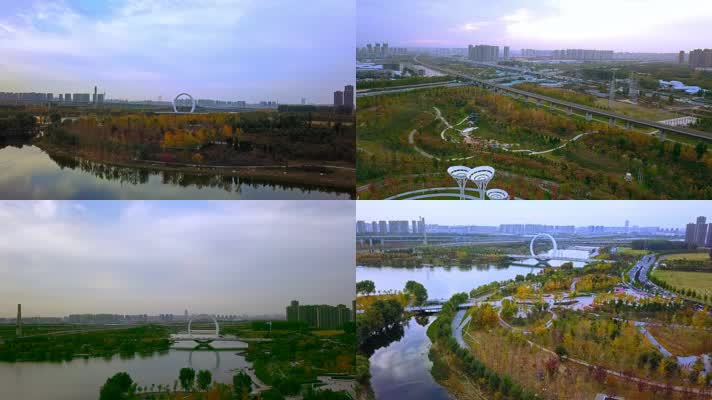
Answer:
(93, 86, 98, 105)
(16, 304, 22, 337)
(421, 216, 427, 245)
(608, 72, 616, 108)
(628, 72, 638, 103)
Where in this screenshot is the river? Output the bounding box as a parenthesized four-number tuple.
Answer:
(0, 144, 351, 199)
(0, 344, 249, 400)
(357, 262, 555, 400)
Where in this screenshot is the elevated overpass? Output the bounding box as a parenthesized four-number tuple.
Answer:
(414, 56, 712, 141)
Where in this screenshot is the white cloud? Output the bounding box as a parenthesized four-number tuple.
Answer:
(0, 201, 355, 317)
(32, 200, 57, 218)
(502, 0, 712, 43)
(460, 21, 490, 31)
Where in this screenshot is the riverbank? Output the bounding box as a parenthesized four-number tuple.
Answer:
(34, 140, 355, 194)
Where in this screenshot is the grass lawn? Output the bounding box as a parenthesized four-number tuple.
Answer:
(651, 270, 712, 294)
(616, 247, 649, 256)
(663, 252, 711, 261)
(355, 293, 409, 311)
(312, 330, 345, 337)
(594, 98, 677, 121)
(645, 325, 712, 356)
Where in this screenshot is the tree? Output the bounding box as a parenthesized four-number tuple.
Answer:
(197, 369, 212, 392)
(695, 142, 708, 160)
(356, 280, 376, 295)
(99, 372, 134, 400)
(404, 280, 428, 305)
(672, 142, 682, 161)
(232, 371, 252, 400)
(179, 367, 195, 392)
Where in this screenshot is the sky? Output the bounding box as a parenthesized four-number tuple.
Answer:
(0, 200, 355, 318)
(0, 0, 354, 103)
(357, 0, 712, 53)
(357, 201, 710, 228)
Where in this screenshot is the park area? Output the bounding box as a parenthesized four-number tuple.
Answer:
(357, 85, 712, 199)
(651, 270, 712, 295)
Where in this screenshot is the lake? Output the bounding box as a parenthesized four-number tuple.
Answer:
(0, 144, 351, 199)
(0, 345, 249, 400)
(356, 264, 540, 300)
(357, 263, 546, 400)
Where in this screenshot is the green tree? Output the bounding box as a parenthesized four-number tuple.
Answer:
(356, 280, 376, 295)
(232, 371, 252, 400)
(695, 142, 708, 160)
(179, 367, 195, 392)
(672, 142, 682, 161)
(99, 372, 134, 400)
(197, 369, 212, 392)
(404, 280, 428, 305)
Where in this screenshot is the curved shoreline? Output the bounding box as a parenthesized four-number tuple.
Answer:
(33, 141, 355, 195)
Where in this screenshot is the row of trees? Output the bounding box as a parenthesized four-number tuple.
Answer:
(427, 293, 542, 400)
(99, 368, 212, 400)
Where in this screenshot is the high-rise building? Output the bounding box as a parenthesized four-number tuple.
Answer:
(371, 221, 377, 233)
(678, 50, 685, 64)
(696, 216, 708, 247)
(378, 220, 387, 234)
(689, 49, 712, 68)
(468, 44, 499, 62)
(686, 223, 697, 244)
(93, 86, 98, 104)
(333, 91, 344, 107)
(343, 85, 354, 110)
(356, 220, 367, 234)
(58, 94, 64, 102)
(65, 93, 72, 103)
(286, 300, 351, 329)
(503, 46, 510, 60)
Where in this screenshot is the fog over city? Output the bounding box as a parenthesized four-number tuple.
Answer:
(0, 200, 355, 318)
(0, 0, 354, 103)
(358, 0, 712, 52)
(357, 201, 710, 228)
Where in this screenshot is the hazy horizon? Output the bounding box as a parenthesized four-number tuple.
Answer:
(0, 201, 356, 318)
(357, 201, 710, 228)
(357, 0, 712, 53)
(0, 0, 354, 103)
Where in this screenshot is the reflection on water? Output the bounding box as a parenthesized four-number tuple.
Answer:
(357, 264, 539, 300)
(369, 317, 451, 400)
(0, 144, 351, 199)
(0, 349, 249, 400)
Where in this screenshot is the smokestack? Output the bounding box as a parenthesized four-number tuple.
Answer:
(16, 304, 22, 337)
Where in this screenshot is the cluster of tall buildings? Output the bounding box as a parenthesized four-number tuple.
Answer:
(356, 218, 425, 234)
(686, 49, 712, 68)
(357, 42, 408, 58)
(286, 300, 352, 329)
(520, 48, 613, 61)
(500, 224, 576, 235)
(468, 44, 506, 62)
(552, 49, 613, 61)
(0, 86, 105, 105)
(333, 85, 354, 110)
(685, 216, 712, 247)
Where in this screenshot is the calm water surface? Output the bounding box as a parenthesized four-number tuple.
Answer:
(0, 347, 248, 400)
(358, 262, 577, 400)
(0, 144, 351, 199)
(369, 317, 452, 400)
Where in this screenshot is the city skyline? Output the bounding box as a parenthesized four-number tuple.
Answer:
(356, 201, 711, 228)
(357, 0, 712, 52)
(0, 0, 354, 103)
(0, 200, 355, 317)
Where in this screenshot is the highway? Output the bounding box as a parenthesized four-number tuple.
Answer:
(414, 57, 712, 141)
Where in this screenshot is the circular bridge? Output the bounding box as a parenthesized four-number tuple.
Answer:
(188, 314, 220, 339)
(173, 93, 196, 113)
(530, 234, 558, 260)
